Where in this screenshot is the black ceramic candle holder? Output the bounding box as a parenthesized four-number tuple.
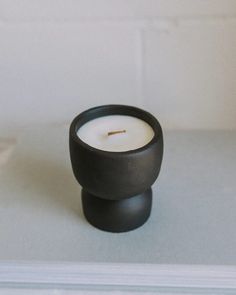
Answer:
(69, 105, 163, 232)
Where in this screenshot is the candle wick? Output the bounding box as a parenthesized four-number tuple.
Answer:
(107, 130, 126, 136)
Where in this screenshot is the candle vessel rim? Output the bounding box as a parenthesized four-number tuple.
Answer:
(70, 104, 162, 156)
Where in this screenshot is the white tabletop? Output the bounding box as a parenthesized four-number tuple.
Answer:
(1, 126, 236, 290)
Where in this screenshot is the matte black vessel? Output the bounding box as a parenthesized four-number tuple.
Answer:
(69, 105, 163, 232)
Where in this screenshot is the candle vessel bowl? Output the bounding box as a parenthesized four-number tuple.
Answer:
(69, 105, 163, 232)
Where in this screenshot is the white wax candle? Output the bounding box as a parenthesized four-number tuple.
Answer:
(77, 115, 154, 152)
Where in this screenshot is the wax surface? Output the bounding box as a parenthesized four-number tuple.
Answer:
(77, 115, 154, 152)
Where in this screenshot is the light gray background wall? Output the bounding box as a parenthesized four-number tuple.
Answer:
(1, 0, 236, 133)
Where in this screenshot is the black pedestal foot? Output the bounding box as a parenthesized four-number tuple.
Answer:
(81, 188, 152, 233)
